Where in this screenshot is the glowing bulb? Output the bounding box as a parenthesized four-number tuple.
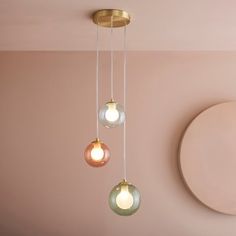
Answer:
(99, 101, 125, 128)
(105, 103, 119, 122)
(90, 143, 104, 161)
(109, 180, 141, 216)
(116, 185, 134, 209)
(84, 139, 110, 167)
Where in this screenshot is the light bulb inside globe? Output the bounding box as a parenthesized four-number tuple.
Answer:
(84, 139, 110, 167)
(116, 184, 134, 209)
(109, 180, 141, 216)
(99, 101, 125, 128)
(90, 142, 104, 161)
(105, 103, 119, 122)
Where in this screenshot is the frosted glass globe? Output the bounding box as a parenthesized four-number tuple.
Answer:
(84, 139, 110, 167)
(109, 179, 141, 216)
(99, 101, 125, 128)
(90, 144, 104, 161)
(105, 106, 119, 122)
(116, 184, 134, 209)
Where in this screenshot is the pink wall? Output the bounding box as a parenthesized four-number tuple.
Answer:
(1, 52, 236, 236)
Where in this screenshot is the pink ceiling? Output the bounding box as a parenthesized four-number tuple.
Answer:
(1, 51, 236, 235)
(1, 0, 236, 50)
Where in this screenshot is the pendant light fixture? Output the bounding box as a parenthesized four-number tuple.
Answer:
(92, 9, 141, 215)
(109, 22, 141, 216)
(94, 10, 126, 128)
(84, 25, 110, 167)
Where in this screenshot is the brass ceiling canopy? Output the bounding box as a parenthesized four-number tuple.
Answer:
(92, 9, 130, 28)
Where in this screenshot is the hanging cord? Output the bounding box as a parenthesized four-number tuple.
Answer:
(110, 17, 114, 100)
(96, 25, 99, 138)
(123, 24, 127, 180)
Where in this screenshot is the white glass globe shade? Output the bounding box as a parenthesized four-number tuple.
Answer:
(99, 100, 125, 128)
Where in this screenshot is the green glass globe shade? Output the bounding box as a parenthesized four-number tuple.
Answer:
(109, 179, 141, 216)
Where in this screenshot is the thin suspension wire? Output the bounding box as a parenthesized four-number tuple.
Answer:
(123, 24, 127, 180)
(96, 25, 99, 138)
(110, 17, 114, 100)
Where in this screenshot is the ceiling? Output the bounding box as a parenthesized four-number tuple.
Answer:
(1, 0, 236, 50)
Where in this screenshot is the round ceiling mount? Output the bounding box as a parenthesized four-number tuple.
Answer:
(92, 9, 130, 28)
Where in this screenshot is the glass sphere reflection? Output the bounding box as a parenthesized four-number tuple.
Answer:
(84, 139, 110, 167)
(109, 179, 141, 216)
(99, 100, 125, 128)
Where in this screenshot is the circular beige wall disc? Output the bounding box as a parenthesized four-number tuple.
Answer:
(179, 102, 236, 215)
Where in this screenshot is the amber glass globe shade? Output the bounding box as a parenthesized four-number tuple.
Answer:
(109, 179, 141, 216)
(84, 139, 110, 167)
(99, 100, 125, 128)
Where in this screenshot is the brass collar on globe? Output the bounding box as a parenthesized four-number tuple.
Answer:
(93, 138, 101, 144)
(120, 179, 129, 185)
(92, 9, 131, 28)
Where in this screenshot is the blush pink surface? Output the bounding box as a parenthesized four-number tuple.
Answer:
(180, 102, 236, 215)
(1, 52, 236, 236)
